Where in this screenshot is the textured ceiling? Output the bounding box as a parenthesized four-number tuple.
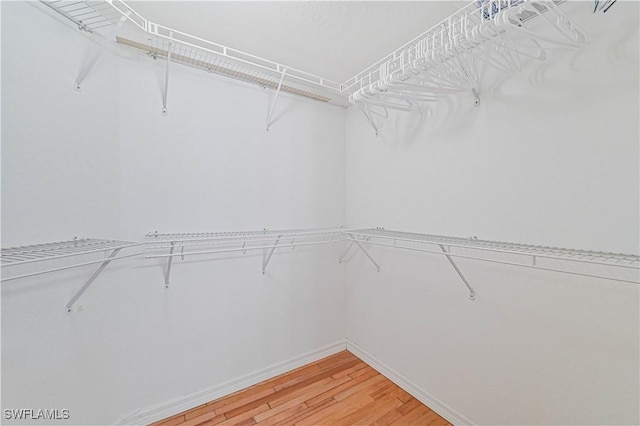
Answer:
(126, 1, 464, 83)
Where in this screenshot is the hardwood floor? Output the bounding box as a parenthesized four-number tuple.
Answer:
(151, 351, 451, 426)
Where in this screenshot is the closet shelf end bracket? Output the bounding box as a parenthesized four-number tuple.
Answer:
(438, 244, 475, 301)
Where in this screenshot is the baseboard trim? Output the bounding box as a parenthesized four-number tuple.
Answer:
(346, 339, 477, 426)
(118, 340, 347, 425)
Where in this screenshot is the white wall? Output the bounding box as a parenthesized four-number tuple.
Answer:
(1, 3, 121, 246)
(345, 2, 639, 425)
(1, 2, 346, 424)
(3, 1, 639, 425)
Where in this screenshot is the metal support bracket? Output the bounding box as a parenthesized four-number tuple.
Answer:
(65, 247, 122, 313)
(266, 69, 286, 131)
(162, 32, 173, 115)
(74, 13, 129, 91)
(348, 234, 380, 272)
(359, 107, 380, 137)
(338, 241, 356, 263)
(472, 88, 480, 106)
(262, 235, 282, 274)
(164, 242, 175, 288)
(438, 244, 475, 300)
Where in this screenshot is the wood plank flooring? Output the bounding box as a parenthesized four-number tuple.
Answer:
(151, 351, 450, 426)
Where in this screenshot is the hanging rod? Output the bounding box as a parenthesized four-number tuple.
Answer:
(1, 238, 141, 313)
(346, 229, 640, 287)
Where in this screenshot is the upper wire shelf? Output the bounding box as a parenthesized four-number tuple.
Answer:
(117, 36, 341, 104)
(41, 0, 145, 32)
(340, 0, 565, 94)
(40, 0, 346, 105)
(346, 0, 587, 122)
(39, 0, 582, 109)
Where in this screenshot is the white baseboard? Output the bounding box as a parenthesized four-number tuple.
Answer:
(118, 340, 347, 425)
(346, 339, 477, 426)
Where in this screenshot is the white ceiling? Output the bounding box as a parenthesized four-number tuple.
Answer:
(126, 1, 464, 83)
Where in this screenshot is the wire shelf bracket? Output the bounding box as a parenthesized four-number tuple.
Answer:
(358, 106, 384, 137)
(75, 12, 129, 91)
(439, 244, 475, 300)
(266, 70, 286, 131)
(338, 240, 356, 263)
(64, 247, 122, 312)
(161, 31, 172, 115)
(262, 234, 282, 274)
(1, 238, 140, 313)
(164, 241, 175, 288)
(42, 0, 584, 121)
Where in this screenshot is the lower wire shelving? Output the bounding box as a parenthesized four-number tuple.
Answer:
(343, 228, 640, 300)
(1, 238, 141, 312)
(145, 227, 349, 287)
(4, 228, 636, 310)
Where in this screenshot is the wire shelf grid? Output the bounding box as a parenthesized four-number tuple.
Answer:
(1, 238, 139, 267)
(145, 228, 348, 253)
(41, 0, 129, 31)
(345, 229, 639, 286)
(348, 229, 639, 268)
(1, 238, 141, 312)
(124, 35, 342, 104)
(341, 0, 567, 95)
(41, 0, 575, 107)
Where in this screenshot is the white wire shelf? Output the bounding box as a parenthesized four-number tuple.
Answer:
(1, 238, 141, 313)
(41, 0, 145, 32)
(145, 227, 348, 287)
(116, 36, 342, 104)
(1, 238, 137, 268)
(346, 0, 587, 125)
(146, 227, 346, 246)
(40, 0, 347, 106)
(39, 0, 584, 113)
(341, 0, 566, 94)
(345, 229, 640, 291)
